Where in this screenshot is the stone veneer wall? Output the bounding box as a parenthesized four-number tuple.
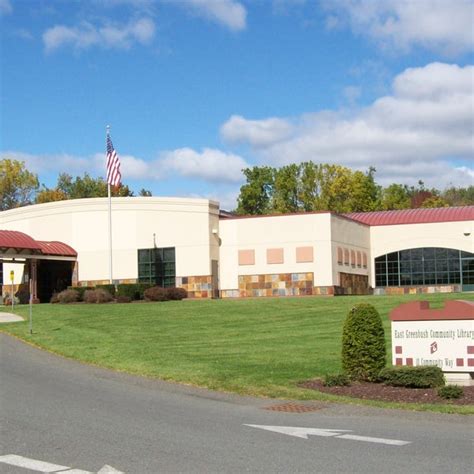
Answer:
(232, 272, 314, 298)
(77, 278, 137, 287)
(374, 285, 462, 295)
(176, 275, 214, 298)
(339, 272, 370, 295)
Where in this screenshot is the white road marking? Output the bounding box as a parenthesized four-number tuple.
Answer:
(61, 470, 93, 474)
(243, 424, 351, 439)
(337, 434, 411, 446)
(244, 424, 411, 446)
(0, 454, 123, 473)
(97, 465, 123, 473)
(0, 454, 70, 472)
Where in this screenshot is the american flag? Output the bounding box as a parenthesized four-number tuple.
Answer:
(106, 134, 121, 187)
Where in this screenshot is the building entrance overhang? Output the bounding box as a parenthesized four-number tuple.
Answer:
(0, 230, 77, 303)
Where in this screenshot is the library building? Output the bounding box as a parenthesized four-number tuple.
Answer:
(0, 198, 473, 302)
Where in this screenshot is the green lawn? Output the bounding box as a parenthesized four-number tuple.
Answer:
(1, 292, 473, 413)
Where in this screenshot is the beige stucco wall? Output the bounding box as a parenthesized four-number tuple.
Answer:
(0, 197, 219, 283)
(369, 220, 474, 287)
(330, 215, 371, 286)
(218, 213, 334, 290)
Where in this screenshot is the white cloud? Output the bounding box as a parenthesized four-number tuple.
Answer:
(220, 115, 294, 147)
(160, 147, 249, 182)
(343, 85, 361, 104)
(43, 17, 155, 53)
(185, 0, 247, 31)
(220, 62, 474, 189)
(323, 0, 474, 56)
(0, 0, 12, 16)
(2, 151, 93, 175)
(2, 146, 248, 185)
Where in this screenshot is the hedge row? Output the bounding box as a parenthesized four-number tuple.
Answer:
(54, 284, 187, 304)
(379, 366, 445, 388)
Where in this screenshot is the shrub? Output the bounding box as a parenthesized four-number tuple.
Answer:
(96, 284, 116, 297)
(323, 373, 351, 387)
(437, 385, 463, 399)
(50, 293, 59, 304)
(68, 286, 93, 301)
(166, 287, 188, 300)
(116, 283, 152, 301)
(83, 289, 113, 304)
(116, 295, 132, 303)
(379, 366, 445, 388)
(57, 289, 80, 304)
(144, 286, 169, 302)
(341, 303, 386, 381)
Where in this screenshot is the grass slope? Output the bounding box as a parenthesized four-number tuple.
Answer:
(2, 293, 473, 414)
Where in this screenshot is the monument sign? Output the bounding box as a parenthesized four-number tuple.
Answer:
(389, 300, 474, 374)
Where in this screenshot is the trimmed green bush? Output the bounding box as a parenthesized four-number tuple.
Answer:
(341, 303, 386, 381)
(379, 366, 445, 388)
(57, 289, 80, 304)
(437, 385, 463, 399)
(116, 283, 152, 301)
(96, 284, 116, 297)
(144, 286, 168, 302)
(323, 373, 351, 387)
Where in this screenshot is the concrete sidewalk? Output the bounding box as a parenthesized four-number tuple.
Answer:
(0, 312, 24, 323)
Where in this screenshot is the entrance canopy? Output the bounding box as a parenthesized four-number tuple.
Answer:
(0, 230, 77, 259)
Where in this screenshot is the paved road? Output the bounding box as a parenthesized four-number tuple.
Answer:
(1, 334, 473, 473)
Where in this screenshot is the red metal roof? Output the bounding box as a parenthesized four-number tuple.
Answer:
(37, 241, 77, 257)
(0, 230, 42, 251)
(0, 230, 77, 257)
(345, 206, 474, 226)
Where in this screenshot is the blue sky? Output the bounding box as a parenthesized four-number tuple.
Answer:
(1, 0, 473, 209)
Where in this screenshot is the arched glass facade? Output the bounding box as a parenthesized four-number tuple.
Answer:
(375, 248, 474, 287)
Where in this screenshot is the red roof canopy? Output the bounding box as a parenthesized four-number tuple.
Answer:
(345, 206, 474, 226)
(0, 230, 77, 258)
(0, 230, 41, 252)
(37, 241, 77, 257)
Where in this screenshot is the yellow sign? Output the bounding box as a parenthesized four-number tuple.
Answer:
(10, 270, 14, 281)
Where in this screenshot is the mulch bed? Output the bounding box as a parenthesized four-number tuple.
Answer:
(299, 380, 474, 405)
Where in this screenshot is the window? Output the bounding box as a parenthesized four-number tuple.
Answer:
(374, 248, 474, 287)
(137, 247, 176, 287)
(343, 248, 350, 266)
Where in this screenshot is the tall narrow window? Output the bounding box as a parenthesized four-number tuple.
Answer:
(138, 247, 176, 287)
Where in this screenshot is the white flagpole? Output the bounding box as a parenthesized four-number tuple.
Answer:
(107, 125, 113, 284)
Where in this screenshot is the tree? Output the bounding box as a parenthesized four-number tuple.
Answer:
(0, 159, 39, 210)
(236, 166, 275, 215)
(36, 187, 68, 204)
(380, 184, 411, 210)
(138, 188, 152, 197)
(36, 173, 134, 203)
(441, 186, 474, 206)
(420, 195, 449, 208)
(273, 164, 300, 213)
